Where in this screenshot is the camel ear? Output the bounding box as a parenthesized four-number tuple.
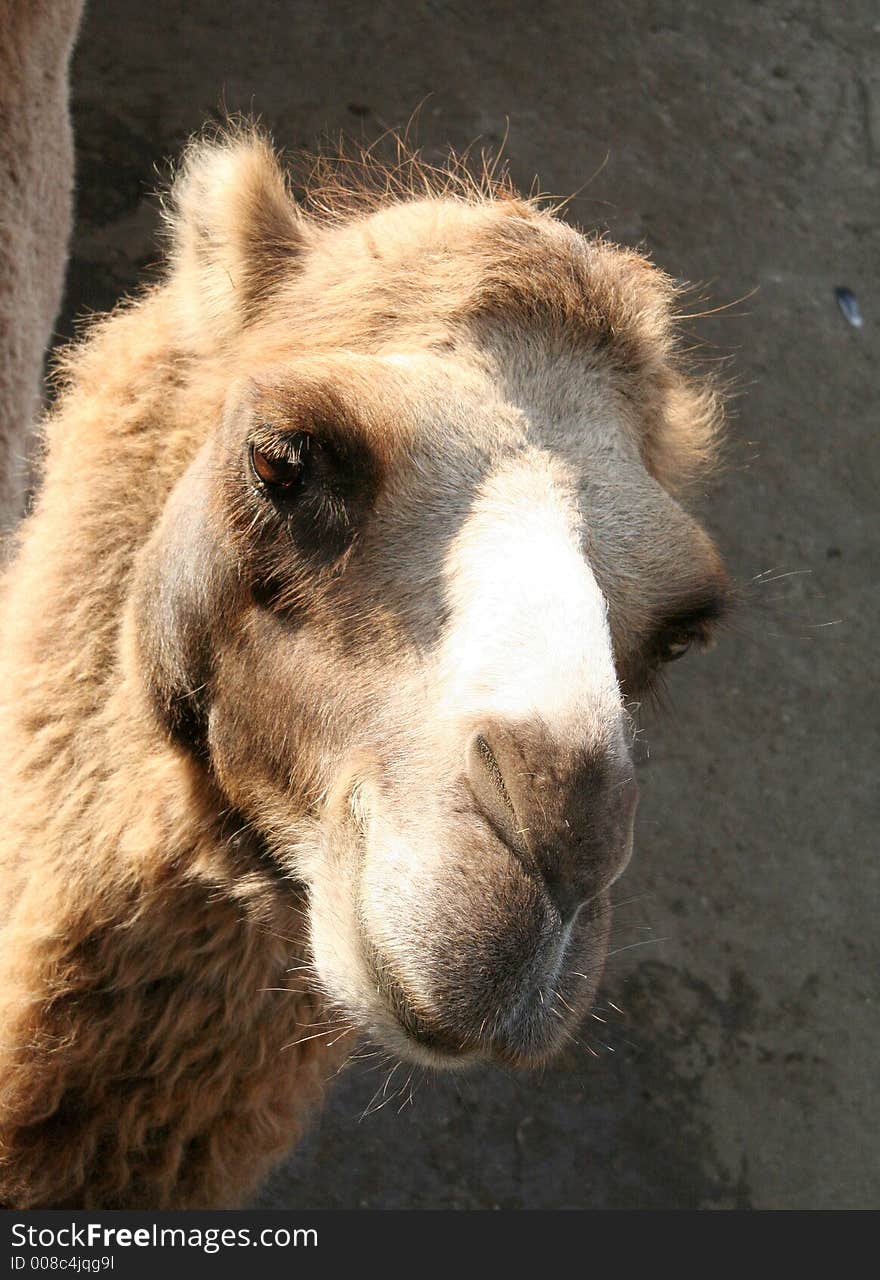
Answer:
(129, 446, 233, 754)
(166, 129, 309, 349)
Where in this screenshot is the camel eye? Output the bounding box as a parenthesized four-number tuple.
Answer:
(652, 592, 727, 671)
(659, 631, 694, 663)
(249, 435, 310, 493)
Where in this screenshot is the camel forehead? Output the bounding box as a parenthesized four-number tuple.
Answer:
(260, 196, 679, 422)
(298, 197, 607, 332)
(317, 195, 563, 264)
(238, 346, 622, 483)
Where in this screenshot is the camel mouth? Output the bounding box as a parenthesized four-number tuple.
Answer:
(363, 946, 473, 1065)
(309, 771, 615, 1071)
(357, 894, 612, 1072)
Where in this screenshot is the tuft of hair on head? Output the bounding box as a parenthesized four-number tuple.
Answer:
(288, 124, 522, 223)
(162, 122, 311, 351)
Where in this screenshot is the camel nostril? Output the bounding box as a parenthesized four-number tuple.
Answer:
(465, 730, 526, 855)
(465, 721, 637, 917)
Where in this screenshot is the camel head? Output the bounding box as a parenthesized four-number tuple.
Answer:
(131, 131, 729, 1069)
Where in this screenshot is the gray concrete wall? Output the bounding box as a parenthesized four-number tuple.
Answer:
(61, 0, 877, 1208)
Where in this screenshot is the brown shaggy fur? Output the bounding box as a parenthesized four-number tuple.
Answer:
(0, 126, 722, 1208)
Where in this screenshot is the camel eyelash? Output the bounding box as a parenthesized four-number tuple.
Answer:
(652, 593, 729, 662)
(247, 430, 316, 492)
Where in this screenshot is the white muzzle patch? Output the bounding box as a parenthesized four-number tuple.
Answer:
(437, 451, 623, 747)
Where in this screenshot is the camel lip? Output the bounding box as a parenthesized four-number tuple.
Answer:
(360, 934, 478, 1067)
(358, 908, 609, 1072)
(331, 793, 473, 1066)
(336, 781, 613, 1070)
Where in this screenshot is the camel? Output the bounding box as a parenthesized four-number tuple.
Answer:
(0, 0, 84, 536)
(0, 126, 730, 1208)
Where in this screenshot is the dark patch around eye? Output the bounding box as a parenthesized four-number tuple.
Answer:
(657, 590, 729, 643)
(649, 589, 730, 664)
(239, 405, 385, 621)
(617, 586, 731, 699)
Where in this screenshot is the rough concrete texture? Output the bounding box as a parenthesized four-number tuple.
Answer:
(58, 1, 877, 1209)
